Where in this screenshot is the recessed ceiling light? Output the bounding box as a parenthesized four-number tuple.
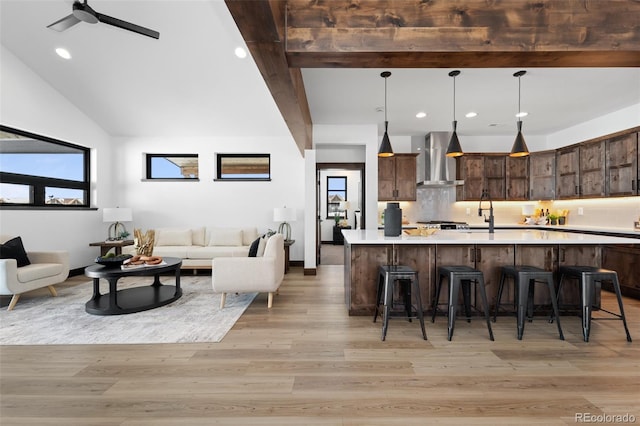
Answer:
(465, 112, 478, 118)
(416, 112, 426, 118)
(234, 47, 247, 58)
(516, 111, 528, 118)
(55, 47, 71, 59)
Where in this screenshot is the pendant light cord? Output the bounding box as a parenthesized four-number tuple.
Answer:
(384, 75, 388, 123)
(453, 74, 456, 121)
(518, 74, 521, 123)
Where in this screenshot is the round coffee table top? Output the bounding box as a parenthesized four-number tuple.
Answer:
(84, 257, 182, 278)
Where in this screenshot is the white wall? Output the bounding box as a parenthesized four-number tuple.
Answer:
(0, 46, 114, 270)
(113, 135, 305, 261)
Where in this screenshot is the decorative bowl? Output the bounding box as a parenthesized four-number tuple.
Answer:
(95, 254, 133, 267)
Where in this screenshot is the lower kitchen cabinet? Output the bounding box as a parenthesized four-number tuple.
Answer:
(602, 244, 640, 299)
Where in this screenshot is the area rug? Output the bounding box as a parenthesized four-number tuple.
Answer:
(0, 276, 256, 345)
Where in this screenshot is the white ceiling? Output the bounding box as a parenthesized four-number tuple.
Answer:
(2, 1, 639, 142)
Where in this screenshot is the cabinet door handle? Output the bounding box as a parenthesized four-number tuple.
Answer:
(575, 185, 579, 195)
(476, 248, 482, 262)
(560, 248, 566, 263)
(470, 247, 475, 262)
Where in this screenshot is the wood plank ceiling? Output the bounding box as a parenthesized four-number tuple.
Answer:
(225, 0, 640, 156)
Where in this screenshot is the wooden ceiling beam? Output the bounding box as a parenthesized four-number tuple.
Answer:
(225, 0, 640, 154)
(225, 0, 312, 156)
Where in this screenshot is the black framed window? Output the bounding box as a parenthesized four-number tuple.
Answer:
(326, 176, 347, 219)
(215, 153, 270, 181)
(146, 154, 199, 179)
(0, 125, 90, 207)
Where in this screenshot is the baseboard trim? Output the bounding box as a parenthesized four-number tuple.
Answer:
(303, 268, 317, 276)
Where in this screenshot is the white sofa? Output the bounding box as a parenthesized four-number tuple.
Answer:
(0, 235, 69, 311)
(124, 227, 259, 270)
(212, 233, 284, 309)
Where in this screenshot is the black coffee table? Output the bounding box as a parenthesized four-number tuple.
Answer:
(84, 257, 182, 315)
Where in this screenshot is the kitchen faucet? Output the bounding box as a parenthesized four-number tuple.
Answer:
(478, 190, 495, 233)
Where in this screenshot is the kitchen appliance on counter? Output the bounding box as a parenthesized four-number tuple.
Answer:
(416, 220, 470, 230)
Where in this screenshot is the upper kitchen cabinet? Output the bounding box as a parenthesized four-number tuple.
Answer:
(579, 140, 606, 198)
(555, 145, 580, 199)
(506, 156, 529, 200)
(607, 132, 639, 196)
(456, 154, 505, 201)
(378, 153, 418, 201)
(529, 150, 556, 200)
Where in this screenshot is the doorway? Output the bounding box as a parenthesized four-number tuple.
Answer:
(316, 162, 365, 265)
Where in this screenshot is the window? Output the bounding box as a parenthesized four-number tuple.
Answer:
(146, 154, 198, 179)
(216, 154, 270, 181)
(326, 176, 347, 219)
(0, 125, 90, 207)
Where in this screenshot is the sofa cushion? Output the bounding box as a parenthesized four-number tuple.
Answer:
(17, 263, 64, 283)
(248, 237, 260, 257)
(149, 246, 189, 259)
(208, 228, 243, 246)
(188, 246, 249, 259)
(192, 227, 206, 246)
(1, 236, 31, 267)
(242, 227, 259, 246)
(256, 234, 268, 257)
(155, 229, 192, 246)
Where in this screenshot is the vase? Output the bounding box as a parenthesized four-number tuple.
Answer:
(384, 202, 402, 236)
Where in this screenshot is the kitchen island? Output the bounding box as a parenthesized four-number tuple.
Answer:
(342, 229, 640, 316)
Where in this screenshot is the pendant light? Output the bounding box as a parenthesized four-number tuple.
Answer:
(446, 70, 463, 157)
(378, 71, 394, 157)
(510, 70, 530, 157)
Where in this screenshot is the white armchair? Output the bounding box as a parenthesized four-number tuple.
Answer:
(212, 233, 284, 309)
(0, 235, 69, 311)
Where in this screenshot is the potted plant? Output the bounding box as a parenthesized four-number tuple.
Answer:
(547, 213, 559, 225)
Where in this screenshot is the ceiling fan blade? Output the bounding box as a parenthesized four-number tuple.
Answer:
(47, 13, 81, 32)
(96, 13, 159, 39)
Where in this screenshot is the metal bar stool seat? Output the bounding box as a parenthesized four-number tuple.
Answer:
(496, 265, 564, 340)
(373, 265, 427, 341)
(557, 266, 632, 342)
(432, 266, 494, 341)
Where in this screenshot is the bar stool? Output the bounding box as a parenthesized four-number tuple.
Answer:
(432, 266, 494, 341)
(557, 266, 632, 342)
(373, 265, 427, 341)
(495, 265, 564, 340)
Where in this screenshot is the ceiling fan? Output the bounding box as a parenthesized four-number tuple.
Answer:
(47, 0, 159, 39)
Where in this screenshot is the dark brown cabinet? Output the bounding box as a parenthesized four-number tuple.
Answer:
(602, 245, 640, 299)
(529, 150, 556, 200)
(556, 145, 580, 199)
(456, 154, 505, 201)
(506, 156, 529, 200)
(607, 132, 639, 196)
(378, 153, 417, 201)
(579, 140, 606, 197)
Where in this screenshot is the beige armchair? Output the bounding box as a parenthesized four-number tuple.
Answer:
(0, 235, 69, 310)
(212, 233, 284, 309)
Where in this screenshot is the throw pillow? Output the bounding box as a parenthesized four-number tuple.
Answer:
(248, 237, 261, 257)
(256, 234, 269, 257)
(0, 236, 31, 267)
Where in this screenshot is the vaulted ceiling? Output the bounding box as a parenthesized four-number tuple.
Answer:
(226, 0, 640, 155)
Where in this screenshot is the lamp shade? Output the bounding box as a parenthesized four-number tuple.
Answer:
(446, 121, 463, 157)
(510, 121, 530, 157)
(103, 207, 132, 223)
(273, 207, 296, 222)
(378, 122, 394, 157)
(339, 201, 351, 210)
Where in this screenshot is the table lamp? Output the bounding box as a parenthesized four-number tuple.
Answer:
(273, 207, 296, 241)
(339, 201, 351, 223)
(103, 207, 133, 241)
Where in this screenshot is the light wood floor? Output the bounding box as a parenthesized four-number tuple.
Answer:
(1, 266, 639, 425)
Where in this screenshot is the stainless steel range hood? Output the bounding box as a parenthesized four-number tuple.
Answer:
(415, 132, 464, 187)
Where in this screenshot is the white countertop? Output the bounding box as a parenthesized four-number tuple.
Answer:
(343, 229, 640, 245)
(473, 223, 640, 236)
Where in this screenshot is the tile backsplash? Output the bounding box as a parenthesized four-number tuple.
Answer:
(379, 186, 640, 231)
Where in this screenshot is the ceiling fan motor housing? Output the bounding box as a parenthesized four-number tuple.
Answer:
(73, 1, 98, 24)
